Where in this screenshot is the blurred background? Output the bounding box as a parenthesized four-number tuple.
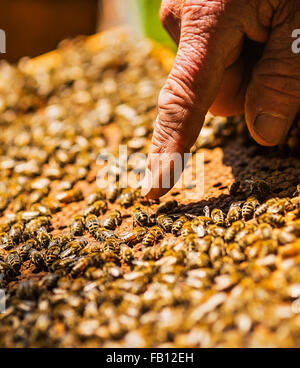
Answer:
(0, 0, 175, 63)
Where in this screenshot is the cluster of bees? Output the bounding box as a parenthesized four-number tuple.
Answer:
(0, 35, 300, 348)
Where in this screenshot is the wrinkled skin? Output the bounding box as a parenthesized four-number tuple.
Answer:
(143, 0, 300, 199)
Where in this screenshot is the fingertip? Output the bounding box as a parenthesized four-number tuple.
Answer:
(141, 168, 153, 197)
(145, 187, 170, 200)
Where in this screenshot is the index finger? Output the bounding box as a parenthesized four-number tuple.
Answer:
(143, 0, 244, 199)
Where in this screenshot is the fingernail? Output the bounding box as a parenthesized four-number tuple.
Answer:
(254, 113, 288, 145)
(141, 168, 153, 197)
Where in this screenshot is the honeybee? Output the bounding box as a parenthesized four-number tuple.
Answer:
(142, 226, 163, 247)
(0, 232, 15, 250)
(30, 249, 46, 270)
(258, 213, 285, 228)
(197, 235, 214, 252)
(15, 279, 42, 300)
(56, 188, 83, 204)
(187, 252, 211, 268)
(120, 188, 136, 208)
(19, 239, 36, 261)
(211, 208, 225, 226)
(6, 251, 22, 274)
(157, 214, 173, 232)
(58, 233, 75, 248)
(142, 247, 156, 261)
(226, 203, 242, 225)
(85, 214, 100, 235)
(226, 243, 245, 262)
(180, 221, 194, 238)
(84, 199, 108, 217)
(9, 222, 24, 244)
(195, 216, 214, 226)
(40, 274, 59, 290)
(30, 203, 51, 216)
(224, 221, 244, 241)
(79, 243, 102, 256)
(36, 229, 51, 248)
(121, 226, 147, 247)
(267, 198, 289, 215)
(242, 196, 259, 220)
(26, 223, 46, 240)
(207, 224, 226, 238)
(235, 225, 257, 246)
(70, 257, 90, 278)
(42, 197, 61, 213)
(133, 205, 149, 227)
(277, 228, 296, 245)
(20, 210, 41, 222)
(209, 237, 225, 262)
(229, 181, 240, 196)
(104, 237, 120, 255)
(247, 178, 270, 199)
(282, 198, 295, 212)
(254, 203, 268, 217)
(13, 194, 27, 213)
(9, 181, 23, 199)
(46, 245, 61, 267)
(94, 227, 116, 242)
(184, 234, 200, 252)
(0, 223, 10, 233)
(84, 266, 103, 280)
(284, 220, 300, 235)
(86, 190, 106, 205)
(60, 241, 84, 258)
(70, 215, 85, 236)
(156, 200, 178, 215)
(50, 257, 76, 274)
(64, 237, 88, 250)
(266, 197, 281, 205)
(172, 216, 188, 235)
(26, 217, 51, 235)
(257, 223, 273, 240)
(120, 245, 134, 263)
(57, 175, 76, 191)
(44, 165, 63, 180)
(103, 210, 122, 230)
(191, 222, 206, 238)
(0, 194, 9, 212)
(293, 183, 300, 197)
(249, 239, 278, 258)
(107, 184, 121, 203)
(30, 188, 49, 204)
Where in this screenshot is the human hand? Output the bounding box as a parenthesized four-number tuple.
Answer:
(142, 0, 300, 199)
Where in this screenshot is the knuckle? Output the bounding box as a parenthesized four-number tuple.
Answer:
(152, 87, 190, 152)
(158, 86, 189, 127)
(253, 58, 300, 100)
(160, 6, 171, 28)
(160, 0, 184, 31)
(152, 120, 182, 153)
(183, 0, 227, 26)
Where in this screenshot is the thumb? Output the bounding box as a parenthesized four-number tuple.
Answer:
(245, 2, 300, 146)
(143, 2, 240, 199)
